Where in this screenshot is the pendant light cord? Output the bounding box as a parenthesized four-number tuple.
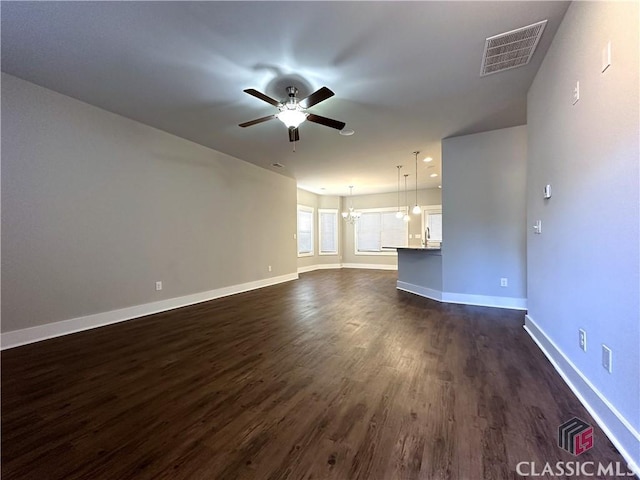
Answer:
(412, 151, 421, 215)
(396, 165, 402, 212)
(404, 174, 409, 213)
(414, 151, 419, 208)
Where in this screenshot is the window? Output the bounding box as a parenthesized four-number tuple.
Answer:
(297, 205, 314, 256)
(355, 208, 408, 255)
(422, 205, 443, 247)
(318, 209, 338, 255)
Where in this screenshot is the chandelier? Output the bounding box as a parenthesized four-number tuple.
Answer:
(342, 185, 362, 224)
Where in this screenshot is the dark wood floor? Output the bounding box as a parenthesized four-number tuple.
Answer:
(1, 270, 628, 479)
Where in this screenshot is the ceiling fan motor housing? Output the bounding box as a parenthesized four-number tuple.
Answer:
(284, 86, 300, 110)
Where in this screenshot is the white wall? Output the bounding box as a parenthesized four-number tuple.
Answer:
(526, 1, 639, 467)
(442, 126, 527, 306)
(2, 73, 297, 335)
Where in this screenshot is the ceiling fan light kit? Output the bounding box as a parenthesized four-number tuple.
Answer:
(277, 109, 306, 129)
(240, 85, 346, 142)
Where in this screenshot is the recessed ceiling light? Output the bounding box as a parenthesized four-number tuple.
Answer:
(339, 129, 355, 136)
(423, 156, 433, 162)
(430, 173, 438, 178)
(438, 185, 442, 189)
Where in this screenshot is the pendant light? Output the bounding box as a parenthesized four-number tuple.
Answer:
(403, 174, 411, 222)
(412, 151, 421, 215)
(342, 185, 362, 224)
(395, 165, 403, 219)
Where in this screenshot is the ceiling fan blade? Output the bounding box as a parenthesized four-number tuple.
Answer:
(299, 86, 334, 108)
(243, 88, 281, 107)
(239, 114, 277, 128)
(306, 113, 346, 131)
(288, 127, 300, 142)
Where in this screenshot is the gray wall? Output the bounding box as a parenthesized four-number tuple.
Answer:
(442, 126, 527, 300)
(527, 0, 639, 443)
(2, 74, 297, 333)
(342, 189, 442, 267)
(296, 188, 341, 270)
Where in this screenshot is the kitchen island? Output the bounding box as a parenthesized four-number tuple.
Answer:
(394, 247, 443, 302)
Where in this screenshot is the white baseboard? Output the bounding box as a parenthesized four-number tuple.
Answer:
(298, 263, 397, 272)
(442, 291, 527, 310)
(1, 273, 299, 350)
(524, 315, 640, 472)
(397, 281, 442, 302)
(297, 263, 342, 274)
(396, 282, 527, 311)
(342, 263, 397, 271)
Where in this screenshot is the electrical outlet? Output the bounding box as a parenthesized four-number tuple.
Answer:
(268, 265, 272, 272)
(602, 345, 612, 373)
(579, 329, 587, 351)
(572, 80, 580, 105)
(500, 278, 508, 287)
(155, 281, 162, 291)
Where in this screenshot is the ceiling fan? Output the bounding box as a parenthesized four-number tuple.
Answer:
(239, 86, 346, 142)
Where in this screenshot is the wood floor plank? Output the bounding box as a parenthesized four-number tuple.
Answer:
(1, 269, 631, 479)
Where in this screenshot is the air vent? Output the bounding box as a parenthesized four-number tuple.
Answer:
(480, 20, 547, 76)
(271, 162, 285, 168)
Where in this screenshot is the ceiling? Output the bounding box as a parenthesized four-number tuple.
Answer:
(1, 1, 570, 196)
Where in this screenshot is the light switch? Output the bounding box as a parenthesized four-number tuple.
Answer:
(572, 81, 580, 105)
(533, 220, 542, 234)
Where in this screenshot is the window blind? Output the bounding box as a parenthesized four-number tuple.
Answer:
(297, 207, 313, 255)
(319, 210, 338, 254)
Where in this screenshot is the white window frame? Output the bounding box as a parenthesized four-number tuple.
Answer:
(297, 205, 314, 257)
(318, 208, 339, 255)
(354, 207, 408, 256)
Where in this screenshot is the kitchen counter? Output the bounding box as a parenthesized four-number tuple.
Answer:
(393, 247, 442, 255)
